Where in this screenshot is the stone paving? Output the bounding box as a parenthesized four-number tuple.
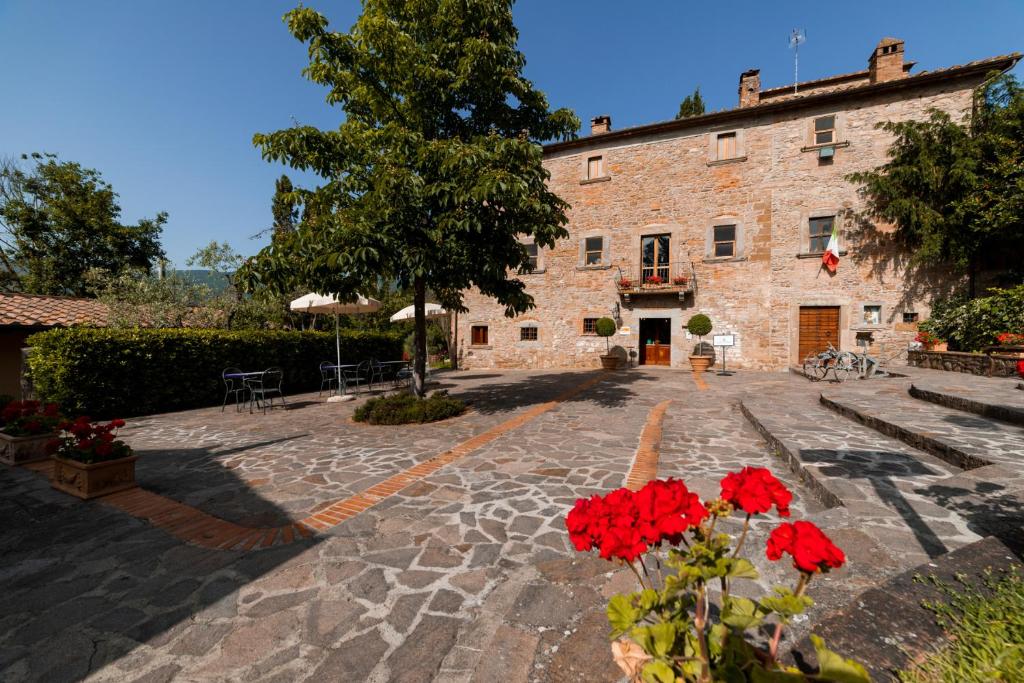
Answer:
(1, 365, 1023, 681)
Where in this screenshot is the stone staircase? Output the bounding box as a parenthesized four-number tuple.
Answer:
(742, 368, 1024, 563)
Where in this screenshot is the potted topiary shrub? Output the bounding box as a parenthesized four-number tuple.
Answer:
(0, 400, 64, 466)
(596, 317, 620, 370)
(686, 313, 714, 372)
(50, 416, 138, 500)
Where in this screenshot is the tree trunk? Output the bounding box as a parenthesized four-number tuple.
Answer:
(413, 276, 427, 398)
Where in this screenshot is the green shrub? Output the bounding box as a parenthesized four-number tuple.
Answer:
(921, 285, 1024, 351)
(686, 313, 712, 338)
(25, 328, 402, 418)
(353, 391, 466, 425)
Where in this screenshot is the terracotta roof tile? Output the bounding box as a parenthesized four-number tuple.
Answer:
(0, 293, 109, 328)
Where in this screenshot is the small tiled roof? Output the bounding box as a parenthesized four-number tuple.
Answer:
(0, 293, 109, 328)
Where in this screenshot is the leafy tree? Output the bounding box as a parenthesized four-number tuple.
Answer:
(241, 1, 579, 396)
(271, 174, 299, 240)
(86, 268, 222, 329)
(676, 87, 705, 119)
(847, 74, 1024, 297)
(0, 153, 166, 296)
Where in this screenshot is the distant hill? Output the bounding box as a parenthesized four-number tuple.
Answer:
(173, 269, 231, 294)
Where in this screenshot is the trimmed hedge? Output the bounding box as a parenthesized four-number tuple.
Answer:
(25, 328, 403, 418)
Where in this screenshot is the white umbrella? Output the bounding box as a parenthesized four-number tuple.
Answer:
(388, 303, 448, 323)
(290, 292, 382, 401)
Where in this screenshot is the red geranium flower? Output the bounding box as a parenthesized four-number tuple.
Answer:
(634, 478, 708, 546)
(766, 521, 845, 574)
(720, 467, 792, 517)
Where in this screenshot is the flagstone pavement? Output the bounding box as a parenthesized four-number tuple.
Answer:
(1, 365, 1021, 682)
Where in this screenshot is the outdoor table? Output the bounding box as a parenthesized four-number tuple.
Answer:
(324, 364, 360, 394)
(224, 371, 263, 379)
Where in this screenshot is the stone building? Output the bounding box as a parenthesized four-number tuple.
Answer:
(457, 39, 1020, 371)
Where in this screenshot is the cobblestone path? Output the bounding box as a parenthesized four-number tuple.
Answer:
(1, 366, 1021, 681)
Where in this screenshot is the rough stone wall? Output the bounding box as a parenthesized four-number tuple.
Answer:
(458, 77, 980, 371)
(908, 350, 1023, 378)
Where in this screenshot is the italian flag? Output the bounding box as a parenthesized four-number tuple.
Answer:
(822, 224, 840, 273)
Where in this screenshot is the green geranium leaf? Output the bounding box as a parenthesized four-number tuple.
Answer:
(721, 596, 766, 630)
(810, 635, 871, 683)
(608, 594, 641, 637)
(750, 666, 807, 682)
(727, 558, 760, 580)
(761, 587, 813, 619)
(632, 623, 676, 658)
(641, 660, 677, 683)
(638, 588, 660, 612)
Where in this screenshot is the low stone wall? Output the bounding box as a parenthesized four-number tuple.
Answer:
(908, 349, 1021, 378)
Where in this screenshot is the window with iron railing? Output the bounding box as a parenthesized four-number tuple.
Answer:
(641, 234, 671, 283)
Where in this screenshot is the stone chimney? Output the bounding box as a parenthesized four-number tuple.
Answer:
(590, 115, 611, 135)
(869, 38, 905, 83)
(738, 69, 761, 108)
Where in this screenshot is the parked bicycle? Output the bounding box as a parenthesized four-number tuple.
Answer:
(802, 343, 858, 382)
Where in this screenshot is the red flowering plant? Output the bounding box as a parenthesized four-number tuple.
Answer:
(565, 468, 867, 682)
(49, 416, 132, 464)
(673, 276, 689, 286)
(996, 332, 1024, 346)
(914, 331, 941, 347)
(645, 275, 664, 285)
(0, 400, 64, 437)
(618, 278, 634, 289)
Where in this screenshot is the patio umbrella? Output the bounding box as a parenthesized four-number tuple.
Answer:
(388, 303, 448, 322)
(289, 293, 382, 401)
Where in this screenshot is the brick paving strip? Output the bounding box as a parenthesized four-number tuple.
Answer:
(21, 372, 606, 551)
(624, 399, 672, 490)
(691, 369, 708, 391)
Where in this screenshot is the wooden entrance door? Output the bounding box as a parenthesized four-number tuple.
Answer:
(640, 318, 671, 366)
(798, 306, 840, 360)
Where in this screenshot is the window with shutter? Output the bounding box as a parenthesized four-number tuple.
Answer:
(471, 326, 488, 345)
(716, 132, 737, 160)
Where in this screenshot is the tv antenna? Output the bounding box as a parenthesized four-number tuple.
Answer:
(789, 29, 806, 94)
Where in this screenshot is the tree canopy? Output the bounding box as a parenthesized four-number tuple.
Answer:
(676, 87, 705, 119)
(0, 153, 166, 296)
(271, 174, 298, 241)
(241, 0, 579, 395)
(847, 74, 1024, 296)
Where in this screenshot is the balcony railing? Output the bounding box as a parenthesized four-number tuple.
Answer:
(615, 262, 696, 302)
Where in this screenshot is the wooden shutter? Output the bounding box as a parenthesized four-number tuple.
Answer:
(798, 306, 840, 360)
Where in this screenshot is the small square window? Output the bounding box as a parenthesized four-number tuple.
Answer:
(471, 325, 488, 345)
(814, 115, 836, 145)
(903, 312, 919, 323)
(863, 305, 882, 326)
(523, 243, 539, 272)
(584, 237, 604, 265)
(713, 224, 736, 258)
(808, 216, 834, 253)
(582, 318, 598, 335)
(520, 326, 538, 341)
(587, 156, 604, 179)
(716, 132, 737, 160)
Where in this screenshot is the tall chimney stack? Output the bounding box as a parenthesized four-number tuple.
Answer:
(869, 38, 905, 83)
(590, 115, 611, 135)
(738, 69, 761, 108)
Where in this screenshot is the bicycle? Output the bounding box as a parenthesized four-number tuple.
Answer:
(802, 343, 857, 382)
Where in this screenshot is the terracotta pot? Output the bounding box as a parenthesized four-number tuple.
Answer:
(600, 354, 620, 371)
(689, 355, 712, 373)
(0, 431, 56, 466)
(51, 454, 138, 500)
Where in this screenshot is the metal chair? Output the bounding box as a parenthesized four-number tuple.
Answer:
(222, 367, 248, 412)
(368, 359, 386, 391)
(342, 362, 369, 394)
(246, 367, 286, 414)
(319, 361, 338, 397)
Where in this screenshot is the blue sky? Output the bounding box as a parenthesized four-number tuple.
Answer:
(1, 1, 1021, 265)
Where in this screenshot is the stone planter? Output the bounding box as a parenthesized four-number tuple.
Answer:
(51, 454, 138, 500)
(923, 342, 948, 352)
(600, 355, 620, 371)
(0, 431, 56, 466)
(689, 355, 712, 373)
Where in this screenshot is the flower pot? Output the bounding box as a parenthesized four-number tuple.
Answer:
(600, 354, 620, 371)
(689, 355, 712, 373)
(0, 431, 56, 466)
(50, 454, 138, 500)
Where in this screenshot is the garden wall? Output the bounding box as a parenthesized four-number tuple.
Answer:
(24, 328, 403, 418)
(908, 349, 1021, 378)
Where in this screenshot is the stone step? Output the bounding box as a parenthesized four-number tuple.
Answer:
(820, 390, 1024, 471)
(909, 376, 1024, 426)
(740, 395, 979, 562)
